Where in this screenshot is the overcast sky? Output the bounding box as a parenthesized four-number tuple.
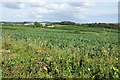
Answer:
(0, 0, 119, 23)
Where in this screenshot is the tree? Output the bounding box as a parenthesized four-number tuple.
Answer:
(34, 22, 41, 28)
(60, 21, 75, 25)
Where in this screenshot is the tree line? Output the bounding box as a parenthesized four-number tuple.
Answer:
(1, 21, 119, 29)
(85, 23, 119, 29)
(52, 21, 75, 25)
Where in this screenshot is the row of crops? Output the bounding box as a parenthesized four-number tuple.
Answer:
(1, 25, 119, 79)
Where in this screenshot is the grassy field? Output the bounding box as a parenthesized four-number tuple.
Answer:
(1, 25, 119, 79)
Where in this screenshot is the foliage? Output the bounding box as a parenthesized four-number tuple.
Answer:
(44, 24, 52, 27)
(34, 22, 41, 27)
(2, 24, 34, 27)
(86, 23, 119, 29)
(60, 21, 75, 25)
(1, 25, 119, 79)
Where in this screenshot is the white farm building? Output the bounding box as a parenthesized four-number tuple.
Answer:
(47, 25, 54, 28)
(41, 23, 46, 27)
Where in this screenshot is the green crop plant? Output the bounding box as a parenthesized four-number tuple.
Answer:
(1, 25, 119, 79)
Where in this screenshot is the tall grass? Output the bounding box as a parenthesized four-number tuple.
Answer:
(2, 37, 119, 79)
(1, 25, 119, 79)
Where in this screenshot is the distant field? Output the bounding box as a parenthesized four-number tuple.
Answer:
(1, 25, 119, 79)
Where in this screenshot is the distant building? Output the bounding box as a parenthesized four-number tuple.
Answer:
(41, 23, 46, 27)
(47, 25, 54, 28)
(24, 24, 29, 25)
(0, 23, 4, 24)
(24, 23, 34, 25)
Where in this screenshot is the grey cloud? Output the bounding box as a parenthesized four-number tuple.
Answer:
(68, 2, 86, 7)
(30, 1, 89, 21)
(68, 2, 95, 8)
(2, 2, 24, 9)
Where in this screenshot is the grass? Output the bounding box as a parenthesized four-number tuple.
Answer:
(1, 25, 119, 79)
